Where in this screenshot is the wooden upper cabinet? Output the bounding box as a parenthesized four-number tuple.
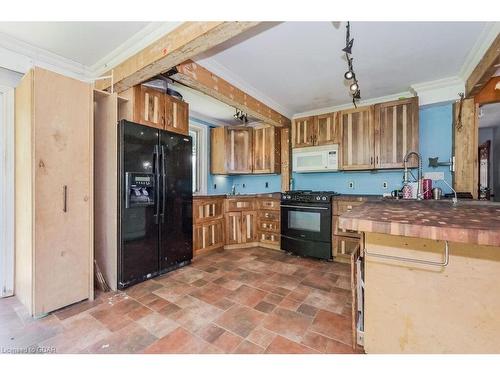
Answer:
(133, 85, 165, 129)
(211, 127, 253, 174)
(375, 97, 419, 169)
(226, 127, 253, 174)
(341, 105, 375, 170)
(129, 85, 189, 135)
(165, 95, 189, 135)
(316, 112, 340, 145)
(253, 124, 281, 174)
(292, 116, 316, 148)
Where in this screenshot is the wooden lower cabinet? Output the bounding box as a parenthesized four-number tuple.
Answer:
(333, 198, 368, 263)
(194, 195, 281, 254)
(193, 219, 224, 254)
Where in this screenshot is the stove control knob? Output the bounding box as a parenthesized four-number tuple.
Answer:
(286, 195, 291, 199)
(322, 196, 327, 201)
(316, 196, 321, 201)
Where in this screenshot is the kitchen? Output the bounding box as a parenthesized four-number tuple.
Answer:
(0, 6, 500, 372)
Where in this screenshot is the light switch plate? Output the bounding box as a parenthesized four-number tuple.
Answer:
(424, 172, 445, 181)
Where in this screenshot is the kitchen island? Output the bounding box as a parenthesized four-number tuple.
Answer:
(339, 200, 500, 354)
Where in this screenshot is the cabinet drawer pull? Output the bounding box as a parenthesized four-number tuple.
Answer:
(63, 185, 67, 212)
(365, 241, 449, 267)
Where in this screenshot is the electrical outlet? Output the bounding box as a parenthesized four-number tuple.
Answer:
(265, 182, 269, 188)
(242, 183, 246, 188)
(213, 184, 217, 190)
(383, 181, 388, 189)
(348, 181, 354, 189)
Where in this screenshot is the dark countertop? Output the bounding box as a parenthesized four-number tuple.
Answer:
(338, 200, 500, 246)
(333, 194, 382, 201)
(193, 192, 281, 199)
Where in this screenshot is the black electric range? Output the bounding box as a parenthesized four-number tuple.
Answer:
(280, 190, 339, 260)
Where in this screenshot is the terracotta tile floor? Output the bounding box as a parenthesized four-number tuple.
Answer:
(0, 247, 364, 354)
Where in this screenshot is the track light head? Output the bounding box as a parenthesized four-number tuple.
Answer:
(344, 70, 354, 80)
(349, 82, 359, 92)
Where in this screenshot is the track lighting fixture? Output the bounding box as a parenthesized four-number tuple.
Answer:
(341, 21, 361, 108)
(233, 108, 248, 124)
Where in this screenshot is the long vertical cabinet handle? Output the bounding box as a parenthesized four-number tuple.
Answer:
(161, 145, 166, 223)
(154, 145, 160, 224)
(63, 185, 68, 212)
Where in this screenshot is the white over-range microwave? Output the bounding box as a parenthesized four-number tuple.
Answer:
(292, 144, 339, 173)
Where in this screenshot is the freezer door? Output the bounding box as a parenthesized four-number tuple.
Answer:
(159, 130, 193, 270)
(118, 121, 160, 288)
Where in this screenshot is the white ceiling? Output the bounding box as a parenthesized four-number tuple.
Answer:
(196, 21, 489, 116)
(0, 22, 154, 67)
(479, 103, 500, 128)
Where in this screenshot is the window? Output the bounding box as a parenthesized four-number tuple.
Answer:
(189, 123, 208, 195)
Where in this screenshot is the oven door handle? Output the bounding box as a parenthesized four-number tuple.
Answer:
(280, 204, 329, 210)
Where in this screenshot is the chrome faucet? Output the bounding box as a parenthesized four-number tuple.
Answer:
(231, 184, 240, 195)
(403, 151, 423, 200)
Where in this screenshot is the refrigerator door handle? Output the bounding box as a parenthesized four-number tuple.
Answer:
(161, 145, 166, 223)
(154, 145, 160, 225)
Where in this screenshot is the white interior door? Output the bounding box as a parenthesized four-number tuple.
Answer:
(0, 86, 15, 297)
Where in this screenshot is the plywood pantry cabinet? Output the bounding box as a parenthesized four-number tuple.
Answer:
(15, 67, 93, 316)
(211, 124, 281, 175)
(121, 85, 189, 135)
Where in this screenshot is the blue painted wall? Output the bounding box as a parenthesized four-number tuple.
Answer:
(196, 102, 454, 195)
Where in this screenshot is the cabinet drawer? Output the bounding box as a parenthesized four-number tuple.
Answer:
(225, 199, 255, 212)
(259, 232, 280, 245)
(333, 216, 361, 238)
(258, 220, 280, 233)
(257, 199, 280, 211)
(335, 201, 365, 216)
(334, 235, 362, 262)
(258, 210, 280, 221)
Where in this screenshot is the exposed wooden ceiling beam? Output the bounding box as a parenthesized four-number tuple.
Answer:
(475, 76, 500, 105)
(466, 33, 500, 97)
(95, 22, 261, 93)
(170, 60, 291, 127)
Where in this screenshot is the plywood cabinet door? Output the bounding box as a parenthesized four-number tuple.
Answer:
(375, 97, 419, 169)
(165, 95, 189, 135)
(292, 116, 316, 148)
(241, 210, 258, 243)
(253, 124, 281, 174)
(316, 112, 340, 145)
(193, 219, 224, 254)
(33, 68, 92, 315)
(226, 127, 253, 174)
(134, 85, 165, 129)
(225, 211, 242, 245)
(341, 106, 375, 170)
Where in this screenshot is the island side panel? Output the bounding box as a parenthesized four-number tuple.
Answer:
(364, 232, 500, 354)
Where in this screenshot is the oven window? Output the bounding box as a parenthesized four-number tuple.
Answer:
(288, 211, 321, 232)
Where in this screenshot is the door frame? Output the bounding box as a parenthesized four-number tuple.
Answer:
(0, 85, 15, 297)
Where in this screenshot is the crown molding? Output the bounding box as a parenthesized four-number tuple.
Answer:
(459, 22, 500, 82)
(0, 31, 92, 80)
(194, 56, 293, 118)
(292, 91, 413, 119)
(90, 22, 182, 77)
(410, 76, 464, 106)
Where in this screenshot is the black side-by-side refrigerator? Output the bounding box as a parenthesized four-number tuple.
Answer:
(118, 120, 193, 289)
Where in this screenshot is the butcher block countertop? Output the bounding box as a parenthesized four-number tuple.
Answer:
(338, 200, 500, 247)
